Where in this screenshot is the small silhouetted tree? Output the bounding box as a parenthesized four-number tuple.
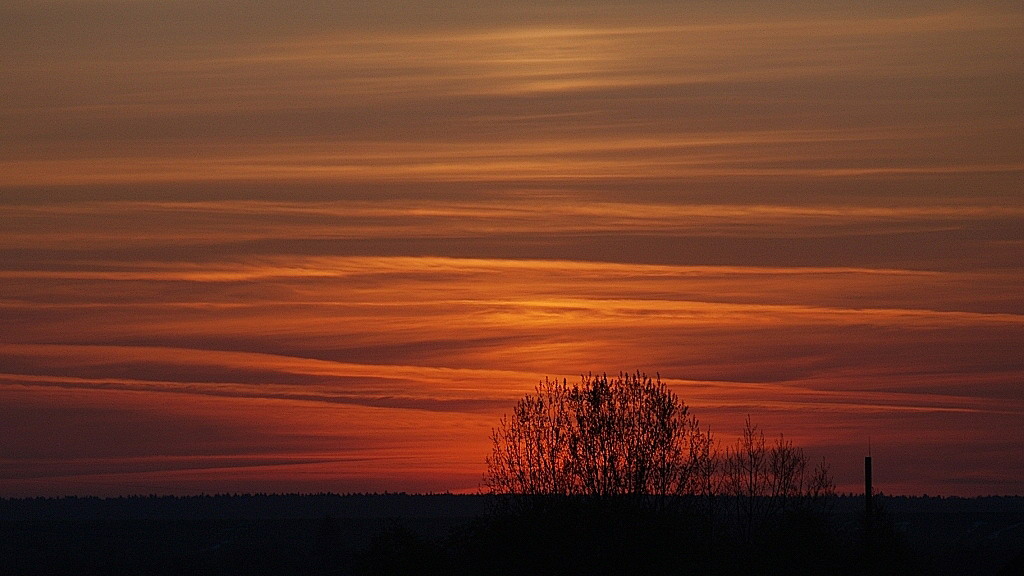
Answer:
(485, 372, 714, 499)
(721, 416, 835, 542)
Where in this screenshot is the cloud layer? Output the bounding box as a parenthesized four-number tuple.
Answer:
(1, 1, 1022, 496)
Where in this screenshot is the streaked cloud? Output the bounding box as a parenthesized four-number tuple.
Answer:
(4, 5, 1021, 189)
(0, 1, 1021, 496)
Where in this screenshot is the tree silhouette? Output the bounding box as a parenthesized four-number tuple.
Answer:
(478, 374, 847, 574)
(485, 372, 714, 499)
(721, 416, 835, 541)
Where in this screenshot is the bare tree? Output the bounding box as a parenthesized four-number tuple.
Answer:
(485, 372, 714, 499)
(721, 416, 835, 539)
(485, 377, 576, 495)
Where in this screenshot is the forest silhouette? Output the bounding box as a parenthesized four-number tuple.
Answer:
(2, 492, 1023, 575)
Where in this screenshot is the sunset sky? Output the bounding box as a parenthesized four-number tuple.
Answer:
(1, 1, 1022, 497)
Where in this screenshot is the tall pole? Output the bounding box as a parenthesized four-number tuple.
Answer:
(864, 455, 872, 520)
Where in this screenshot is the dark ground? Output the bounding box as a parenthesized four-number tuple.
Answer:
(1, 493, 1021, 575)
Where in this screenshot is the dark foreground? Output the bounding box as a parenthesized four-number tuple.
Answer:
(1, 493, 1022, 575)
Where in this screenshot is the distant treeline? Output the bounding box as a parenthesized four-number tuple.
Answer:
(1, 493, 1022, 575)
(3, 492, 1023, 522)
(0, 492, 494, 522)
